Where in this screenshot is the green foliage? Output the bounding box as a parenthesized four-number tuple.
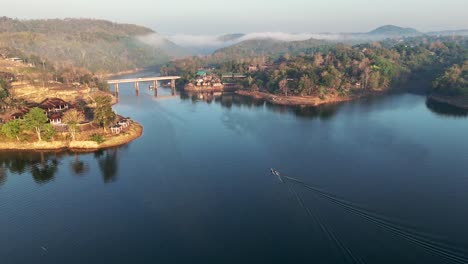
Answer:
(170, 36, 467, 98)
(42, 124, 56, 141)
(93, 96, 116, 130)
(63, 109, 85, 141)
(1, 119, 22, 140)
(23, 107, 50, 141)
(90, 133, 104, 144)
(432, 61, 468, 96)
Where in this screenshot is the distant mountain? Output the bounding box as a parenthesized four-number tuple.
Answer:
(367, 25, 422, 36)
(0, 17, 187, 72)
(213, 37, 329, 59)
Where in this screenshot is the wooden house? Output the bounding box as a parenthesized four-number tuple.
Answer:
(40, 98, 70, 113)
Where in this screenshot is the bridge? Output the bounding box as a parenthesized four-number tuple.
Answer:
(107, 76, 181, 96)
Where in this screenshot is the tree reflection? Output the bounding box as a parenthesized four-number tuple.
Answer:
(70, 154, 89, 176)
(31, 158, 59, 184)
(96, 149, 119, 183)
(426, 98, 468, 118)
(0, 167, 6, 186)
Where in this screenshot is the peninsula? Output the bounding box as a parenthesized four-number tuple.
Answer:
(0, 49, 142, 151)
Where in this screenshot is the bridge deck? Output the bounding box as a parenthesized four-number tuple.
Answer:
(108, 76, 181, 84)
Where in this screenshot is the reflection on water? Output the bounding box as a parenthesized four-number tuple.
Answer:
(182, 91, 342, 120)
(70, 154, 89, 176)
(95, 148, 119, 183)
(2, 85, 468, 264)
(0, 148, 120, 185)
(426, 98, 468, 117)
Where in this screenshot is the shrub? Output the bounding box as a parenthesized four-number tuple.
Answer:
(90, 133, 104, 144)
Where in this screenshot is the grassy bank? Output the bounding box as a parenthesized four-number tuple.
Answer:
(0, 122, 143, 152)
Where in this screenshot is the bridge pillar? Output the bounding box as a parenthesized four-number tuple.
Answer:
(114, 83, 120, 96)
(171, 79, 176, 95)
(135, 82, 140, 96)
(154, 87, 158, 98)
(153, 80, 158, 90)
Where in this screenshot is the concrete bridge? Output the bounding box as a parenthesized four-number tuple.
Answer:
(108, 76, 181, 96)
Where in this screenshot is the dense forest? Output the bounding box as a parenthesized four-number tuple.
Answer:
(432, 62, 468, 96)
(163, 36, 468, 98)
(0, 17, 185, 72)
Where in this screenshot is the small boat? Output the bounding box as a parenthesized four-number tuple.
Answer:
(270, 168, 284, 183)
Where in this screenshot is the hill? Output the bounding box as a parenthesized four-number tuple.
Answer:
(209, 25, 424, 60)
(367, 25, 422, 36)
(0, 17, 187, 73)
(212, 37, 329, 59)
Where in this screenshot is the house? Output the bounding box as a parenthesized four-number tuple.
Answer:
(118, 119, 130, 128)
(9, 107, 29, 120)
(10, 112, 25, 120)
(110, 125, 122, 134)
(8, 57, 23, 63)
(196, 70, 207, 77)
(40, 98, 70, 113)
(248, 65, 258, 72)
(48, 112, 63, 125)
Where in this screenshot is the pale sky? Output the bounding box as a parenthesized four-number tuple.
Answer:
(3, 0, 467, 34)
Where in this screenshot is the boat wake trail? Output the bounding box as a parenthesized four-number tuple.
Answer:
(285, 179, 366, 264)
(275, 171, 468, 264)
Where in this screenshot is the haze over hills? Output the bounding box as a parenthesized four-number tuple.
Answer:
(0, 17, 187, 72)
(1, 17, 466, 72)
(169, 25, 468, 55)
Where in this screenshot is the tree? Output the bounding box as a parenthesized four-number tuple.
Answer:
(368, 71, 382, 90)
(94, 96, 115, 131)
(251, 84, 259, 92)
(298, 75, 313, 96)
(279, 79, 288, 96)
(62, 109, 85, 141)
(23, 107, 50, 141)
(42, 124, 57, 141)
(1, 119, 22, 141)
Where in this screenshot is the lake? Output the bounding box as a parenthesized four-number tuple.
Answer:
(1, 74, 468, 263)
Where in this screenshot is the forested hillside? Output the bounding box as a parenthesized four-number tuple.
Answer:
(164, 36, 467, 100)
(0, 17, 186, 72)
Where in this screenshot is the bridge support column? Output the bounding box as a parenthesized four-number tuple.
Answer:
(171, 79, 176, 95)
(135, 82, 139, 96)
(114, 83, 120, 96)
(154, 86, 158, 98)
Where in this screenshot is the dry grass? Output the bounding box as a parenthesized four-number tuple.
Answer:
(0, 122, 143, 151)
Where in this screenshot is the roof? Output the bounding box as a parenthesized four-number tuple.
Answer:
(39, 98, 69, 109)
(196, 71, 207, 76)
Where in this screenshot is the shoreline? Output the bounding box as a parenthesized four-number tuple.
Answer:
(184, 86, 239, 92)
(0, 122, 143, 153)
(235, 90, 377, 107)
(427, 94, 468, 109)
(104, 68, 144, 78)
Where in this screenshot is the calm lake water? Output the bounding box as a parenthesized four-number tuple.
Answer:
(1, 73, 468, 263)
